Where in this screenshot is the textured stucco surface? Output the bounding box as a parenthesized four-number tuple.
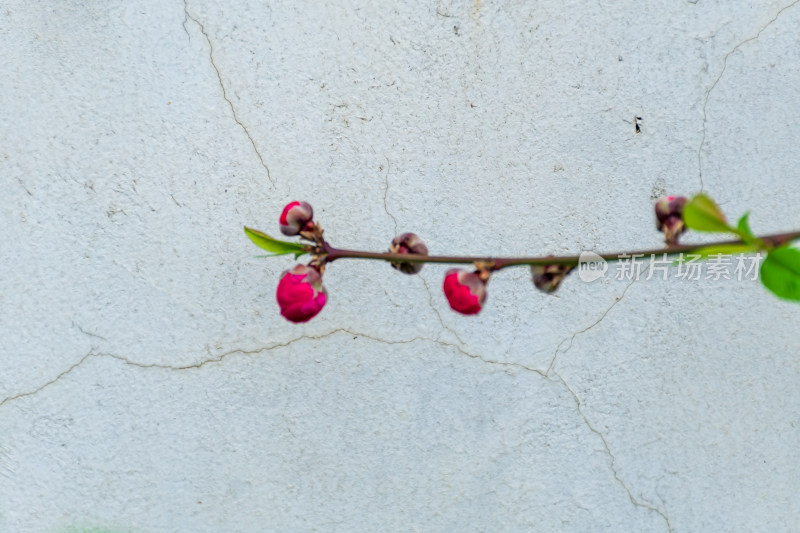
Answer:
(3, 1, 800, 531)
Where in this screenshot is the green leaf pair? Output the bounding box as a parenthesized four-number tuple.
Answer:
(682, 193, 800, 301)
(680, 194, 760, 260)
(244, 227, 308, 258)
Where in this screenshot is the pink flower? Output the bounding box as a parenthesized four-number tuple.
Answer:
(443, 269, 487, 315)
(279, 201, 314, 236)
(276, 264, 327, 323)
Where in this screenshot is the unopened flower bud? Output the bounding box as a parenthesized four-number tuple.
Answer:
(279, 201, 314, 236)
(389, 233, 429, 274)
(654, 196, 688, 245)
(655, 196, 687, 227)
(443, 268, 488, 315)
(276, 264, 327, 323)
(531, 261, 574, 293)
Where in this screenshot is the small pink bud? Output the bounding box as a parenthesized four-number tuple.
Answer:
(276, 264, 327, 323)
(389, 233, 429, 274)
(443, 269, 487, 315)
(654, 196, 688, 245)
(531, 262, 574, 293)
(279, 201, 314, 236)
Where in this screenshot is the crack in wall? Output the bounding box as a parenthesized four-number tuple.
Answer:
(381, 170, 471, 351)
(696, 0, 800, 190)
(435, 338, 547, 378)
(546, 277, 637, 375)
(2, 327, 672, 528)
(420, 275, 468, 346)
(382, 156, 399, 236)
(16, 177, 33, 196)
(0, 329, 544, 409)
(551, 371, 673, 532)
(0, 352, 95, 410)
(182, 1, 274, 186)
(538, 267, 671, 530)
(0, 330, 353, 409)
(72, 322, 108, 342)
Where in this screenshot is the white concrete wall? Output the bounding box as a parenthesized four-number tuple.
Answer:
(3, 1, 800, 531)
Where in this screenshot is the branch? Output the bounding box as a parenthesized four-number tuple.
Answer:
(322, 231, 800, 270)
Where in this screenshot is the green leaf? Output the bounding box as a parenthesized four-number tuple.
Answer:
(735, 212, 760, 245)
(673, 243, 758, 263)
(682, 194, 733, 233)
(760, 246, 800, 301)
(736, 212, 753, 238)
(244, 227, 308, 258)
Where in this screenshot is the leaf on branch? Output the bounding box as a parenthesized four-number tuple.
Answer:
(682, 194, 732, 233)
(244, 227, 308, 258)
(735, 212, 763, 247)
(760, 246, 800, 301)
(736, 212, 753, 239)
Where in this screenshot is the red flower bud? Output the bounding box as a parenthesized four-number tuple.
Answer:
(276, 264, 327, 323)
(443, 269, 487, 315)
(279, 201, 314, 236)
(531, 262, 574, 293)
(389, 233, 429, 274)
(654, 196, 688, 245)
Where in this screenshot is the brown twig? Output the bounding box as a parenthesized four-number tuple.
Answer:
(320, 231, 800, 270)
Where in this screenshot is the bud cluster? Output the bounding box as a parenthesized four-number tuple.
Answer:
(274, 201, 326, 322)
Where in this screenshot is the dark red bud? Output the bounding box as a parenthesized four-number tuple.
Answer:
(389, 233, 428, 275)
(654, 196, 688, 245)
(531, 261, 574, 293)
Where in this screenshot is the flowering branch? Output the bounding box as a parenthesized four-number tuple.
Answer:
(320, 232, 800, 269)
(245, 195, 800, 322)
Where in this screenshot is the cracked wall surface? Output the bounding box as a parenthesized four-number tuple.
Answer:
(2, 1, 800, 531)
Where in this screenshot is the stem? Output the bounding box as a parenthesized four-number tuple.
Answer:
(322, 231, 800, 270)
